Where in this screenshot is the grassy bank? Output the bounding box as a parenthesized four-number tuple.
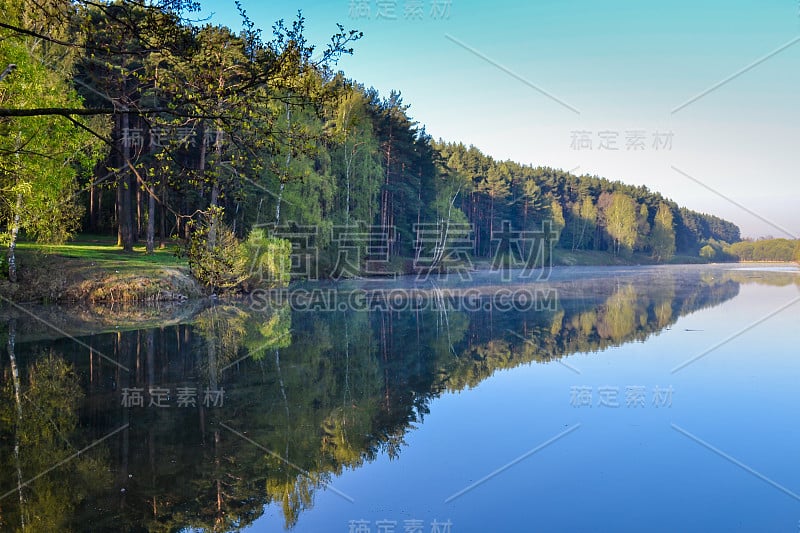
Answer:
(473, 249, 706, 269)
(1, 235, 201, 303)
(553, 249, 653, 266)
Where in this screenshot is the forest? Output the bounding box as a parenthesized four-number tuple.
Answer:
(0, 0, 794, 291)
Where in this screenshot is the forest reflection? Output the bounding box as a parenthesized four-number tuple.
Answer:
(0, 269, 746, 531)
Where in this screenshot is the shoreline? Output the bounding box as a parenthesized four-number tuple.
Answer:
(2, 262, 797, 343)
(1, 246, 796, 306)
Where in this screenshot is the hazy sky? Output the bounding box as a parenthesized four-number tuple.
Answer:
(200, 0, 800, 239)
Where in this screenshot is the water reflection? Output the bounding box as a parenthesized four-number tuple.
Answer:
(0, 267, 761, 530)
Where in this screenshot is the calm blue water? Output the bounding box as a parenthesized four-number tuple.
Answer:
(1, 265, 799, 532)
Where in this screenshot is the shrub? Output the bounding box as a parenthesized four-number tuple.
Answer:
(699, 245, 716, 261)
(242, 228, 291, 289)
(183, 214, 248, 292)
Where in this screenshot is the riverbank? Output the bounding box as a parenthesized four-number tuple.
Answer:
(469, 248, 707, 269)
(2, 237, 794, 305)
(0, 237, 202, 304)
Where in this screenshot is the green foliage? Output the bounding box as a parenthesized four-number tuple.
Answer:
(724, 239, 799, 262)
(635, 203, 650, 251)
(550, 199, 565, 244)
(185, 222, 293, 292)
(677, 208, 740, 251)
(604, 193, 637, 255)
(0, 24, 99, 246)
(184, 212, 247, 292)
(0, 0, 743, 277)
(699, 244, 716, 260)
(329, 87, 383, 224)
(650, 203, 676, 261)
(569, 195, 597, 251)
(0, 350, 111, 530)
(242, 228, 291, 289)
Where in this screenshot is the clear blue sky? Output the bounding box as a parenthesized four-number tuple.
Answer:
(199, 0, 800, 239)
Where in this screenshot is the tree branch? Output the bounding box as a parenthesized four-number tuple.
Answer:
(0, 107, 223, 119)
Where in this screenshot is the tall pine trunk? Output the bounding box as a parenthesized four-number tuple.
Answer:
(117, 112, 134, 251)
(146, 179, 155, 255)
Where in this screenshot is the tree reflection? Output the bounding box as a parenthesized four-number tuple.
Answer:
(0, 327, 111, 531)
(0, 271, 743, 530)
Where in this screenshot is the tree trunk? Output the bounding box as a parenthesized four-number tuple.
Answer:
(275, 102, 291, 225)
(146, 183, 155, 255)
(136, 178, 142, 241)
(8, 134, 22, 282)
(7, 193, 21, 282)
(118, 112, 134, 251)
(159, 180, 167, 246)
(8, 320, 26, 527)
(96, 184, 102, 234)
(381, 130, 393, 255)
(207, 183, 219, 251)
(275, 182, 284, 226)
(208, 126, 226, 247)
(89, 180, 96, 232)
(116, 174, 123, 246)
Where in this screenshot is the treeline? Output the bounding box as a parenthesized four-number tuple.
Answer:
(433, 142, 741, 261)
(714, 238, 800, 262)
(0, 0, 743, 287)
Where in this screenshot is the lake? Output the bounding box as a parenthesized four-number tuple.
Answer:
(2, 264, 799, 532)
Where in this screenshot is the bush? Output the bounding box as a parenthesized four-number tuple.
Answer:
(183, 208, 293, 292)
(183, 215, 248, 292)
(699, 245, 716, 261)
(242, 229, 291, 289)
(725, 239, 797, 262)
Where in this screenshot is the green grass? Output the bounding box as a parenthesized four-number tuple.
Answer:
(3, 234, 198, 303)
(552, 248, 654, 266)
(16, 234, 186, 274)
